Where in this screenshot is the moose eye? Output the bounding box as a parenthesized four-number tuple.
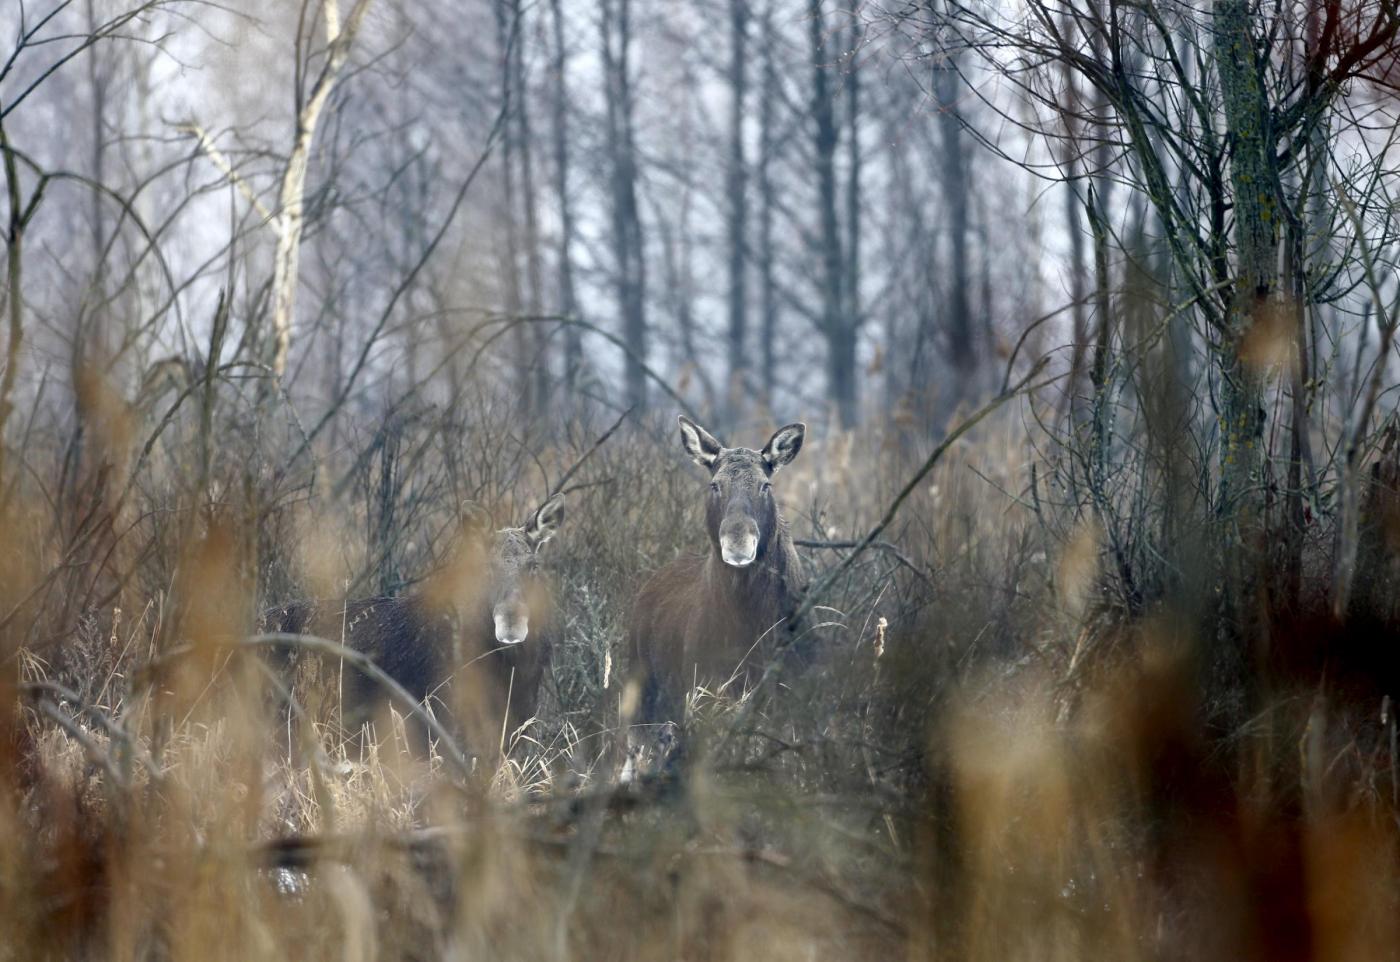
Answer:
(761, 481, 773, 494)
(709, 480, 721, 493)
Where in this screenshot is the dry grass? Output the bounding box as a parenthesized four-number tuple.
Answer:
(1, 394, 1397, 962)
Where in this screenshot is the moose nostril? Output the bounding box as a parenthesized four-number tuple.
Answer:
(494, 609, 530, 645)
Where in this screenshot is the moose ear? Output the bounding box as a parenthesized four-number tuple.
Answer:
(679, 415, 723, 470)
(459, 500, 494, 541)
(761, 422, 806, 472)
(525, 493, 566, 547)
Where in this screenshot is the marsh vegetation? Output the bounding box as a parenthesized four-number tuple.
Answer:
(2, 1, 1400, 959)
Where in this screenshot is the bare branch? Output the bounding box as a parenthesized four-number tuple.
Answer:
(138, 632, 473, 781)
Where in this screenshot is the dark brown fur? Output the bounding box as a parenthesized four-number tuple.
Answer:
(630, 418, 806, 731)
(264, 497, 565, 749)
(630, 531, 802, 727)
(264, 592, 551, 745)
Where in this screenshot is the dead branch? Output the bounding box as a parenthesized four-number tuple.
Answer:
(545, 404, 635, 504)
(465, 314, 700, 420)
(793, 538, 931, 586)
(23, 693, 129, 789)
(136, 632, 472, 782)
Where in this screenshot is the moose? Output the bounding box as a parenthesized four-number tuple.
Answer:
(263, 494, 566, 751)
(629, 416, 807, 763)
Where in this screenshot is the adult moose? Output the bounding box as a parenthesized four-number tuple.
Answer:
(265, 495, 566, 751)
(629, 416, 807, 765)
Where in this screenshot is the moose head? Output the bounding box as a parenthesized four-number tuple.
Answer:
(461, 494, 566, 645)
(678, 416, 805, 569)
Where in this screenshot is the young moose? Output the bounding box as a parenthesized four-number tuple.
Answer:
(265, 495, 566, 748)
(629, 417, 806, 756)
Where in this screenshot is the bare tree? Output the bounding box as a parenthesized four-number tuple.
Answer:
(268, 0, 374, 380)
(925, 0, 1400, 676)
(549, 0, 582, 399)
(600, 0, 648, 409)
(725, 0, 750, 420)
(808, 0, 858, 426)
(931, 7, 973, 405)
(755, 0, 780, 411)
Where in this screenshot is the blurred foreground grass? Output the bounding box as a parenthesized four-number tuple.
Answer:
(1, 400, 1397, 961)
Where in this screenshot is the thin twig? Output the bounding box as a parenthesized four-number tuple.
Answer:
(283, 45, 516, 469)
(26, 696, 128, 788)
(466, 314, 699, 421)
(18, 679, 164, 783)
(247, 825, 907, 935)
(793, 538, 931, 586)
(792, 358, 1050, 629)
(546, 404, 635, 503)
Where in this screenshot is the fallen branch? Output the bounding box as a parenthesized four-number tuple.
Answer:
(19, 679, 163, 785)
(23, 693, 129, 789)
(136, 632, 472, 782)
(245, 823, 906, 936)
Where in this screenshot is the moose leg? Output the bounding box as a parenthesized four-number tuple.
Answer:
(627, 668, 685, 778)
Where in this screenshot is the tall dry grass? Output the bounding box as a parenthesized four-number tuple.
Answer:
(1, 371, 1397, 961)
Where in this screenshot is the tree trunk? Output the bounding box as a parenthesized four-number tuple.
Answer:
(1214, 0, 1274, 524)
(601, 0, 648, 409)
(809, 0, 853, 426)
(0, 120, 27, 494)
(511, 0, 548, 413)
(549, 0, 582, 398)
(86, 0, 109, 288)
(1213, 0, 1277, 691)
(495, 0, 529, 415)
(827, 325, 858, 431)
(1063, 176, 1088, 418)
(657, 92, 715, 415)
(725, 0, 750, 421)
(844, 18, 862, 376)
(933, 44, 973, 391)
(756, 2, 779, 412)
(269, 0, 374, 380)
(1054, 9, 1089, 425)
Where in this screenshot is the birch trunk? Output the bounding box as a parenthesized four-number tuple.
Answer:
(269, 0, 374, 379)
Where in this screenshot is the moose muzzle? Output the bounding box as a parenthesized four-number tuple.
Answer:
(719, 516, 760, 568)
(493, 599, 530, 645)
